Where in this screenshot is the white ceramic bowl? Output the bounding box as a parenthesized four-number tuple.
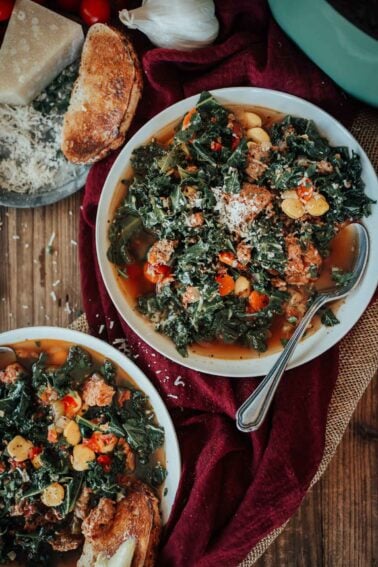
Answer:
(0, 326, 181, 524)
(96, 87, 378, 377)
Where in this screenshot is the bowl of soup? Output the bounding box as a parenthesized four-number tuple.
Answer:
(96, 87, 378, 377)
(0, 326, 181, 566)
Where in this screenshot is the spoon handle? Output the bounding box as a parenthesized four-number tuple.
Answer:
(236, 294, 328, 432)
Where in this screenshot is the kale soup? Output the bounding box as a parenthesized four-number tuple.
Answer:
(0, 340, 166, 566)
(106, 91, 372, 359)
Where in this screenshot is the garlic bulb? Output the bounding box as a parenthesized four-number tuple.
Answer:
(119, 0, 219, 51)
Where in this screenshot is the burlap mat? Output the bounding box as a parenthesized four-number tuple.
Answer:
(70, 107, 378, 566)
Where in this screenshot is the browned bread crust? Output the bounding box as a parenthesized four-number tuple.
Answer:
(78, 482, 161, 567)
(61, 24, 142, 164)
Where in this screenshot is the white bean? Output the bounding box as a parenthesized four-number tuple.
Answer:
(234, 276, 251, 297)
(281, 198, 305, 219)
(71, 444, 96, 471)
(41, 483, 65, 507)
(7, 435, 33, 462)
(246, 127, 271, 144)
(244, 111, 262, 129)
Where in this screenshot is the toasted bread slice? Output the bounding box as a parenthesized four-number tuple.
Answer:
(78, 483, 161, 567)
(62, 24, 142, 164)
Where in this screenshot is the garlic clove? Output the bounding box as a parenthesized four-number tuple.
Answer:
(119, 0, 219, 51)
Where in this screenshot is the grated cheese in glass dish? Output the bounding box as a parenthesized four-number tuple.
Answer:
(0, 62, 88, 204)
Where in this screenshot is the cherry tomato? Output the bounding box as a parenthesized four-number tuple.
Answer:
(80, 0, 111, 25)
(57, 0, 81, 12)
(0, 0, 15, 21)
(97, 454, 112, 472)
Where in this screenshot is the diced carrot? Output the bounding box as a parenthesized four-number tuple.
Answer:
(182, 108, 197, 130)
(247, 290, 270, 312)
(47, 348, 68, 366)
(216, 274, 235, 296)
(143, 262, 171, 284)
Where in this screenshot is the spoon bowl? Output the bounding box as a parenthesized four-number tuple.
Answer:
(0, 346, 17, 370)
(236, 223, 369, 433)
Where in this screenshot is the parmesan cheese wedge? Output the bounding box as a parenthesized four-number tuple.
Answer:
(0, 0, 84, 105)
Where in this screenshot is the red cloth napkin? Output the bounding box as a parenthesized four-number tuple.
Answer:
(79, 2, 357, 565)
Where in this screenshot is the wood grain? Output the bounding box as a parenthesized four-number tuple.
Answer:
(255, 378, 377, 566)
(0, 192, 83, 331)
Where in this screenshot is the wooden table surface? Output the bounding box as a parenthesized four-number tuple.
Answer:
(0, 127, 377, 565)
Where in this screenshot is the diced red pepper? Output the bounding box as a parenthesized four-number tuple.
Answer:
(297, 177, 314, 201)
(143, 262, 172, 284)
(28, 446, 42, 460)
(97, 454, 112, 473)
(62, 394, 79, 418)
(210, 140, 222, 152)
(231, 121, 243, 150)
(83, 432, 117, 453)
(62, 395, 76, 412)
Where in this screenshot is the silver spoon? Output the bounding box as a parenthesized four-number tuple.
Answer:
(236, 223, 369, 433)
(0, 346, 17, 370)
